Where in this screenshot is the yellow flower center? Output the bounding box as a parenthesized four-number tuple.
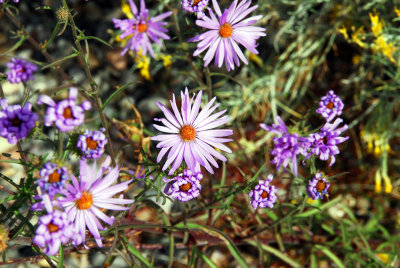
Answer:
(316, 180, 326, 192)
(75, 191, 93, 210)
(48, 171, 61, 183)
(261, 190, 268, 199)
(192, 0, 201, 6)
(86, 137, 98, 150)
(219, 23, 233, 38)
(63, 107, 74, 119)
(326, 101, 334, 109)
(179, 125, 196, 141)
(137, 23, 147, 33)
(179, 182, 192, 192)
(47, 223, 59, 233)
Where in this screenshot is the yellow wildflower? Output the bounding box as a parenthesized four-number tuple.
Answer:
(338, 25, 348, 40)
(248, 52, 263, 67)
(160, 54, 173, 69)
(374, 36, 396, 64)
(135, 50, 151, 80)
(0, 225, 8, 252)
(376, 253, 390, 264)
(122, 0, 134, 19)
(351, 27, 367, 48)
(369, 13, 383, 36)
(395, 7, 400, 18)
(352, 54, 361, 65)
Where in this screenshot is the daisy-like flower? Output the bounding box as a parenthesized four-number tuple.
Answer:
(306, 173, 330, 200)
(164, 169, 203, 202)
(260, 116, 311, 176)
(6, 58, 37, 84)
(59, 156, 133, 247)
(0, 100, 38, 144)
(37, 87, 91, 132)
(151, 88, 233, 174)
(308, 118, 349, 166)
(112, 0, 172, 57)
(181, 0, 209, 19)
(33, 210, 80, 255)
(37, 163, 68, 196)
(191, 0, 266, 71)
(249, 174, 278, 209)
(316, 90, 344, 122)
(77, 128, 108, 159)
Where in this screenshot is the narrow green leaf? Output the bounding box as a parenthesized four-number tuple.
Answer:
(314, 245, 345, 268)
(123, 237, 151, 266)
(41, 51, 80, 70)
(79, 35, 112, 48)
(57, 246, 64, 268)
(294, 196, 342, 218)
(198, 250, 218, 268)
(0, 36, 27, 56)
(102, 82, 136, 110)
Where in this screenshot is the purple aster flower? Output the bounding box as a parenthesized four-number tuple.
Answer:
(151, 88, 233, 175)
(308, 118, 349, 166)
(249, 174, 278, 209)
(164, 169, 203, 202)
(37, 87, 91, 132)
(37, 162, 68, 196)
(77, 128, 108, 159)
(181, 0, 209, 19)
(33, 209, 80, 255)
(58, 156, 133, 247)
(112, 0, 172, 57)
(190, 0, 266, 71)
(6, 58, 37, 84)
(0, 0, 19, 3)
(0, 100, 38, 144)
(260, 116, 311, 176)
(306, 173, 330, 200)
(316, 90, 344, 122)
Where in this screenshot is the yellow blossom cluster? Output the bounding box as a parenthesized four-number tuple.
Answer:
(369, 13, 396, 64)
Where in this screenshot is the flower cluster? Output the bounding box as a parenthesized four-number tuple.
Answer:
(37, 87, 91, 132)
(181, 0, 209, 19)
(37, 163, 68, 196)
(6, 58, 37, 84)
(0, 99, 38, 144)
(249, 175, 278, 209)
(260, 91, 348, 175)
(316, 90, 344, 122)
(77, 128, 108, 159)
(307, 173, 331, 200)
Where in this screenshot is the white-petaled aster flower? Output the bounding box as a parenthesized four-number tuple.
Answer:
(151, 88, 233, 174)
(59, 156, 133, 247)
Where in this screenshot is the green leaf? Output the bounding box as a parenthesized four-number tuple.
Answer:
(175, 222, 249, 268)
(41, 50, 80, 70)
(57, 246, 64, 268)
(314, 245, 345, 268)
(101, 82, 136, 110)
(0, 36, 27, 56)
(78, 35, 112, 48)
(122, 236, 151, 266)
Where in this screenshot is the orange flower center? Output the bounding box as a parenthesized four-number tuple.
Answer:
(48, 171, 61, 183)
(219, 23, 233, 38)
(47, 223, 59, 233)
(319, 137, 327, 144)
(192, 0, 201, 6)
(179, 182, 192, 192)
(179, 125, 196, 141)
(11, 117, 22, 127)
(326, 102, 334, 109)
(261, 190, 268, 199)
(86, 137, 98, 150)
(75, 191, 93, 210)
(63, 107, 74, 119)
(315, 180, 326, 192)
(19, 67, 26, 73)
(137, 23, 148, 33)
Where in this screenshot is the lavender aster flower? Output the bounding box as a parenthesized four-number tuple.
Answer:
(0, 100, 38, 144)
(6, 58, 37, 84)
(164, 169, 203, 202)
(77, 128, 108, 159)
(191, 0, 266, 71)
(33, 210, 80, 255)
(59, 156, 133, 247)
(37, 163, 68, 196)
(151, 88, 233, 175)
(260, 116, 310, 176)
(181, 0, 209, 19)
(308, 118, 349, 166)
(316, 90, 344, 122)
(249, 174, 278, 209)
(306, 173, 330, 200)
(112, 0, 172, 57)
(37, 87, 91, 132)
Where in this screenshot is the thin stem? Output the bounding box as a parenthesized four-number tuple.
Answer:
(58, 130, 64, 161)
(204, 67, 212, 100)
(62, 0, 116, 166)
